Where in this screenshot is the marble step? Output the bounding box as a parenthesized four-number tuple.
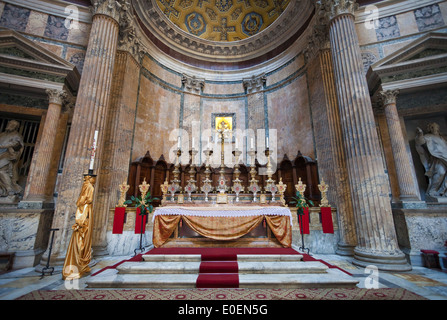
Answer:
(86, 269, 359, 289)
(117, 260, 327, 274)
(141, 254, 303, 262)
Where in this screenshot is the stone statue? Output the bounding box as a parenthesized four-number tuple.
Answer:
(0, 120, 24, 197)
(415, 122, 447, 198)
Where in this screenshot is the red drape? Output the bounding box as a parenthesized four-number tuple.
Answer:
(298, 207, 310, 234)
(112, 207, 126, 234)
(135, 207, 147, 234)
(321, 207, 334, 234)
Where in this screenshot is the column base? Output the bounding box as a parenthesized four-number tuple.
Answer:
(336, 243, 355, 256)
(352, 247, 412, 272)
(391, 200, 427, 209)
(18, 200, 54, 209)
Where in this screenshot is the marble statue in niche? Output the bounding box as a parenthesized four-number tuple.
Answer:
(0, 120, 24, 197)
(415, 122, 447, 200)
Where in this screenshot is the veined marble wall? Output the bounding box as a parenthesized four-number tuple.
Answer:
(356, 0, 447, 73)
(0, 1, 90, 74)
(133, 52, 313, 167)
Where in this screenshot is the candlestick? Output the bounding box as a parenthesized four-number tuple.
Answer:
(89, 130, 98, 170)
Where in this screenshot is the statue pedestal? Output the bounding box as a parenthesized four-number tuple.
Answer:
(0, 195, 19, 207)
(426, 195, 447, 204)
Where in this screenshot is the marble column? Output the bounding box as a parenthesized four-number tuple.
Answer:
(37, 0, 122, 268)
(19, 89, 67, 208)
(319, 0, 411, 271)
(379, 90, 420, 204)
(305, 25, 357, 256)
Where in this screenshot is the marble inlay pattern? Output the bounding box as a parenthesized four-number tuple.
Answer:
(44, 15, 69, 41)
(0, 3, 30, 32)
(414, 4, 445, 32)
(375, 15, 401, 41)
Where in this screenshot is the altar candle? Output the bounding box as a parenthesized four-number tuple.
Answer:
(266, 137, 269, 149)
(192, 137, 195, 149)
(251, 138, 254, 149)
(177, 136, 181, 149)
(89, 130, 98, 170)
(235, 138, 238, 149)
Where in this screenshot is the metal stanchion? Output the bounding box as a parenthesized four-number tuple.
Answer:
(41, 228, 59, 278)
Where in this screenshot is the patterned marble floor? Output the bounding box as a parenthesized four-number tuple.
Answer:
(1, 253, 446, 300)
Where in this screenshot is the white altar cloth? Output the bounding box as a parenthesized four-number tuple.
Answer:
(152, 206, 293, 225)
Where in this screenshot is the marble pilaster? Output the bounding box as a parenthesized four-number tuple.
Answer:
(379, 90, 420, 204)
(92, 50, 141, 256)
(19, 89, 67, 208)
(306, 23, 357, 256)
(38, 0, 122, 268)
(319, 0, 411, 271)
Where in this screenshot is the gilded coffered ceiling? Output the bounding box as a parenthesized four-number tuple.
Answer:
(155, 0, 291, 42)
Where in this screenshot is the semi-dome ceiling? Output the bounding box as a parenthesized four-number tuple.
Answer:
(133, 0, 314, 69)
(155, 0, 291, 42)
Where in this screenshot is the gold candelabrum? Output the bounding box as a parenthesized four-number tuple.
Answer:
(139, 177, 150, 205)
(185, 148, 198, 201)
(160, 178, 169, 206)
(216, 120, 231, 203)
(168, 148, 182, 201)
(276, 178, 287, 207)
(295, 177, 306, 196)
(232, 149, 244, 202)
(247, 149, 260, 202)
(318, 178, 330, 207)
(201, 148, 214, 201)
(117, 181, 130, 207)
(264, 148, 278, 202)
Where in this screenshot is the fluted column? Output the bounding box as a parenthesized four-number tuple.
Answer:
(38, 0, 122, 268)
(19, 89, 67, 208)
(319, 0, 411, 271)
(379, 90, 420, 203)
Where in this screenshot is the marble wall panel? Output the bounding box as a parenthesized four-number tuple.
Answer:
(134, 75, 181, 162)
(32, 39, 64, 58)
(267, 74, 314, 160)
(67, 21, 91, 46)
(203, 82, 244, 95)
(25, 10, 48, 37)
(355, 20, 378, 46)
(414, 3, 445, 32)
(375, 15, 401, 41)
(396, 11, 419, 37)
(142, 56, 182, 89)
(267, 54, 304, 87)
(44, 15, 69, 41)
(66, 47, 86, 73)
(0, 3, 30, 32)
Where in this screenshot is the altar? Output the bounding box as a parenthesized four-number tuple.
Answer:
(152, 204, 293, 248)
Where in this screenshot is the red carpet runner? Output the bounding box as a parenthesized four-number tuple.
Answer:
(144, 247, 334, 288)
(92, 247, 352, 287)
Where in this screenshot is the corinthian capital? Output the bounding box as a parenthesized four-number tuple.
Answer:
(316, 0, 359, 22)
(91, 0, 127, 23)
(379, 89, 400, 106)
(46, 89, 67, 105)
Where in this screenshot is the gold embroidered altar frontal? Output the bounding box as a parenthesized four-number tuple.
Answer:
(152, 206, 292, 248)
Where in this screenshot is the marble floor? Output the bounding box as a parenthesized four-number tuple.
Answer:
(1, 253, 446, 300)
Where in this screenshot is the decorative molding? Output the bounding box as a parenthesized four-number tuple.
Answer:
(132, 0, 313, 62)
(182, 73, 205, 94)
(116, 1, 147, 61)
